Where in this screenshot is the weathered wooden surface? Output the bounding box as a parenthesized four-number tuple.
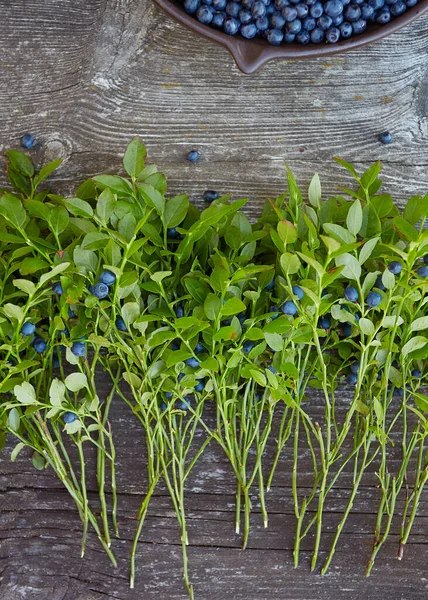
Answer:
(1, 0, 428, 598)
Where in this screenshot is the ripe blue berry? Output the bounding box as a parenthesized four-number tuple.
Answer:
(388, 261, 402, 275)
(241, 22, 258, 37)
(203, 190, 220, 202)
(296, 3, 309, 18)
(21, 322, 36, 337)
(160, 401, 168, 411)
(197, 5, 214, 23)
(366, 291, 382, 308)
(339, 21, 353, 37)
(195, 342, 205, 353)
(352, 18, 366, 33)
(281, 300, 298, 316)
(269, 306, 280, 319)
(375, 274, 386, 291)
(226, 1, 241, 16)
(318, 14, 333, 29)
(292, 285, 304, 300)
(63, 412, 78, 424)
(184, 0, 200, 12)
(176, 397, 192, 410)
(270, 12, 286, 27)
(265, 278, 275, 291)
(350, 361, 360, 374)
(324, 0, 344, 16)
(175, 302, 184, 318)
(33, 338, 47, 353)
(267, 365, 277, 374)
(185, 357, 200, 368)
(416, 266, 428, 277)
(99, 270, 116, 286)
(310, 1, 324, 17)
(57, 328, 69, 338)
(311, 27, 325, 42)
(326, 26, 340, 42)
(187, 150, 200, 163)
(243, 340, 255, 354)
(116, 317, 127, 331)
(346, 372, 358, 386)
(379, 131, 392, 144)
(195, 379, 205, 392)
(252, 0, 266, 16)
(283, 5, 298, 19)
(92, 283, 109, 299)
(212, 11, 226, 27)
(68, 308, 77, 319)
(287, 18, 302, 33)
(297, 30, 311, 43)
(303, 15, 317, 30)
(52, 282, 63, 295)
(167, 227, 180, 239)
(344, 4, 361, 20)
(344, 286, 359, 302)
(71, 341, 86, 357)
(412, 369, 422, 378)
(20, 133, 35, 149)
(340, 323, 352, 337)
(268, 29, 284, 44)
(319, 316, 331, 329)
(256, 15, 269, 29)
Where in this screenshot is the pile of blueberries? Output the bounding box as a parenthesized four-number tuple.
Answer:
(182, 0, 419, 45)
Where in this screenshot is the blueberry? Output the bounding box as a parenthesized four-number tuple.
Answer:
(241, 22, 258, 37)
(344, 286, 359, 302)
(376, 8, 391, 22)
(92, 283, 109, 299)
(71, 341, 86, 357)
(350, 361, 360, 374)
(52, 282, 63, 295)
(185, 357, 200, 368)
(360, 3, 375, 17)
(52, 354, 60, 369)
(296, 3, 309, 17)
(268, 28, 284, 44)
(339, 21, 353, 37)
(239, 8, 253, 22)
(197, 5, 214, 22)
(267, 365, 277, 374)
(375, 274, 386, 291)
(270, 12, 286, 27)
(226, 1, 241, 16)
(296, 30, 311, 43)
(195, 342, 205, 353)
(63, 412, 78, 424)
(281, 300, 298, 316)
(213, 0, 227, 9)
(284, 32, 296, 43)
(167, 227, 179, 239)
(394, 387, 404, 397)
(20, 133, 35, 149)
(176, 397, 192, 410)
(282, 5, 298, 19)
(344, 4, 361, 19)
(21, 322, 36, 337)
(287, 18, 302, 33)
(57, 328, 69, 338)
(68, 307, 77, 319)
(33, 338, 47, 353)
(318, 14, 333, 29)
(178, 373, 185, 382)
(256, 15, 270, 29)
(326, 26, 340, 42)
(416, 266, 428, 277)
(212, 10, 226, 26)
(274, 0, 288, 7)
(331, 13, 344, 24)
(346, 372, 358, 386)
(379, 131, 392, 144)
(310, 27, 325, 42)
(269, 305, 280, 318)
(292, 285, 304, 300)
(366, 291, 382, 308)
(195, 379, 205, 392)
(324, 0, 344, 15)
(319, 316, 331, 329)
(242, 0, 255, 6)
(252, 0, 266, 16)
(165, 392, 173, 401)
(352, 18, 366, 34)
(368, 0, 384, 7)
(388, 261, 402, 275)
(303, 15, 317, 29)
(340, 323, 352, 337)
(310, 1, 324, 17)
(116, 317, 127, 331)
(243, 340, 255, 354)
(412, 369, 422, 378)
(184, 0, 200, 12)
(203, 190, 220, 202)
(175, 302, 184, 318)
(160, 401, 168, 412)
(406, 0, 418, 6)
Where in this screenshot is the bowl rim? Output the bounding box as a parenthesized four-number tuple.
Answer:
(154, 0, 428, 73)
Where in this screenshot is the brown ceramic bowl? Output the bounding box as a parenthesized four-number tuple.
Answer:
(154, 0, 428, 73)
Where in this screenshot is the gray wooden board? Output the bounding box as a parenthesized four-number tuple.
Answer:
(1, 0, 428, 598)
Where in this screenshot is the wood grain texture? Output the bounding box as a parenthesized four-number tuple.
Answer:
(1, 1, 428, 598)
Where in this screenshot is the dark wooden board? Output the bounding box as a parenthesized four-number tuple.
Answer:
(1, 1, 428, 598)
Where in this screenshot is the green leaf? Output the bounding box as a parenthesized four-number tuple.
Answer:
(118, 271, 138, 299)
(402, 336, 428, 358)
(381, 269, 395, 290)
(403, 195, 428, 224)
(93, 175, 133, 196)
(245, 327, 264, 341)
(360, 161, 382, 189)
(26, 199, 51, 220)
(118, 213, 136, 242)
(277, 220, 297, 245)
(359, 237, 379, 265)
(221, 297, 246, 317)
(3, 303, 24, 322)
(335, 253, 361, 281)
(82, 232, 110, 251)
(14, 382, 37, 405)
(359, 318, 375, 336)
(164, 194, 189, 228)
(8, 408, 20, 432)
(410, 317, 428, 332)
(150, 271, 172, 283)
(121, 302, 140, 327)
(298, 252, 324, 276)
(20, 257, 49, 275)
(334, 157, 359, 179)
(200, 357, 219, 371)
(64, 420, 82, 435)
(210, 267, 229, 293)
(320, 235, 341, 253)
(65, 373, 88, 392)
(381, 315, 404, 328)
(138, 183, 165, 216)
(123, 137, 146, 178)
(184, 277, 211, 304)
(34, 159, 62, 187)
(0, 193, 27, 229)
(249, 369, 266, 387)
(13, 279, 36, 296)
(39, 262, 70, 286)
(166, 350, 193, 367)
(65, 197, 94, 218)
(122, 372, 142, 388)
(308, 173, 321, 209)
(74, 247, 98, 272)
(49, 379, 66, 406)
(6, 150, 34, 177)
(32, 451, 46, 470)
(280, 252, 301, 276)
(96, 188, 116, 225)
(11, 441, 25, 462)
(213, 326, 237, 341)
(393, 216, 418, 242)
(323, 223, 355, 244)
(204, 294, 221, 321)
(264, 332, 284, 352)
(346, 199, 363, 236)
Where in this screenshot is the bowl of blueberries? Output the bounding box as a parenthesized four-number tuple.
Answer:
(154, 0, 427, 72)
